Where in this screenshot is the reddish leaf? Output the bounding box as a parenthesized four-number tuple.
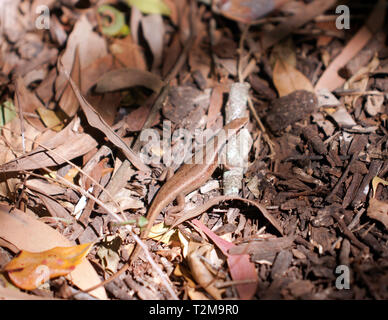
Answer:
(192, 219, 258, 300)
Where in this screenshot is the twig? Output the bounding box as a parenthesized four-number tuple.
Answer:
(330, 211, 369, 253)
(325, 154, 356, 203)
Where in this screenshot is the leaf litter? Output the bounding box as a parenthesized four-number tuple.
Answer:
(0, 0, 387, 301)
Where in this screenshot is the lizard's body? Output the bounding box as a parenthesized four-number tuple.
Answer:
(130, 117, 248, 262)
(83, 117, 248, 293)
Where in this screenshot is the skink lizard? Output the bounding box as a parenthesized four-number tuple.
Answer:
(83, 117, 248, 293)
(130, 116, 249, 262)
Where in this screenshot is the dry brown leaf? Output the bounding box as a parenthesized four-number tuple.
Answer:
(270, 38, 297, 68)
(0, 204, 107, 299)
(109, 36, 147, 70)
(55, 15, 108, 100)
(367, 198, 388, 229)
(162, 33, 182, 78)
(35, 192, 74, 221)
(95, 68, 164, 93)
(1, 116, 41, 162)
(273, 59, 314, 97)
(36, 68, 57, 105)
(0, 116, 41, 196)
(124, 103, 161, 132)
(81, 55, 116, 94)
(15, 77, 46, 131)
(85, 93, 122, 126)
(207, 85, 226, 129)
(0, 117, 97, 172)
(316, 20, 340, 47)
(26, 179, 66, 196)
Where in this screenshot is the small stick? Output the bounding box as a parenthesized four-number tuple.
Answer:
(330, 211, 369, 253)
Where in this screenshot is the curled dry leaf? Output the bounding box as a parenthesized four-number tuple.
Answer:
(148, 222, 175, 244)
(366, 177, 388, 229)
(4, 243, 93, 291)
(273, 58, 314, 97)
(186, 242, 223, 300)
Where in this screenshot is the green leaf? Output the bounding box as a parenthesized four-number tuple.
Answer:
(98, 5, 130, 37)
(0, 100, 17, 127)
(125, 0, 171, 16)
